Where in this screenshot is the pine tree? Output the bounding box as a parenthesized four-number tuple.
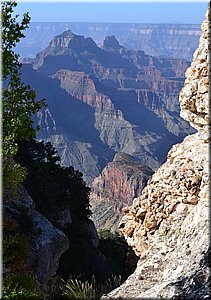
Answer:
(2, 1, 45, 197)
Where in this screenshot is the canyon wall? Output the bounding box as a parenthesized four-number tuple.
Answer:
(20, 32, 194, 185)
(16, 22, 201, 61)
(90, 153, 153, 232)
(103, 8, 210, 299)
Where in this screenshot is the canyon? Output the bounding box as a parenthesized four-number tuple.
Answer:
(18, 30, 197, 231)
(20, 32, 194, 188)
(4, 1, 209, 297)
(17, 22, 201, 61)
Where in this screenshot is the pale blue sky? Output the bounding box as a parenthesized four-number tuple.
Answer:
(15, 1, 208, 24)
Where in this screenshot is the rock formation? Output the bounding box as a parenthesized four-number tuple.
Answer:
(90, 153, 153, 232)
(102, 8, 210, 299)
(3, 185, 69, 284)
(180, 16, 210, 130)
(20, 31, 195, 185)
(17, 22, 201, 61)
(3, 186, 109, 285)
(102, 35, 123, 53)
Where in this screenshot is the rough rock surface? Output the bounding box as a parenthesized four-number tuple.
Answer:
(102, 8, 210, 299)
(27, 211, 69, 284)
(90, 153, 153, 232)
(3, 186, 69, 284)
(180, 10, 210, 130)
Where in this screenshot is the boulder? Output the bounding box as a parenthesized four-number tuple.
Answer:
(3, 185, 69, 284)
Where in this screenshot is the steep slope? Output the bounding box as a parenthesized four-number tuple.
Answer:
(90, 153, 154, 232)
(103, 8, 210, 299)
(20, 31, 195, 184)
(17, 22, 201, 61)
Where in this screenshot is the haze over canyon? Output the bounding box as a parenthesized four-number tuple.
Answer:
(17, 24, 200, 231)
(17, 22, 201, 61)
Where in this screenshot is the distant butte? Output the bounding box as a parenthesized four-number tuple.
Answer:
(17, 22, 201, 61)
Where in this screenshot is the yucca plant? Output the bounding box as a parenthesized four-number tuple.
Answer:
(60, 274, 122, 299)
(60, 276, 98, 299)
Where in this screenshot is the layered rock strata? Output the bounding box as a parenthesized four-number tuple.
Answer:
(103, 8, 210, 299)
(90, 153, 153, 232)
(17, 23, 201, 61)
(20, 31, 195, 184)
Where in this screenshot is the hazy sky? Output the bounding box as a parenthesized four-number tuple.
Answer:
(16, 1, 208, 24)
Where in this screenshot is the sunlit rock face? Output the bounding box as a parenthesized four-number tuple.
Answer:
(102, 8, 210, 299)
(89, 153, 154, 232)
(179, 10, 210, 130)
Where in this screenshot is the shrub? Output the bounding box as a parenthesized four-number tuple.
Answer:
(60, 274, 122, 300)
(3, 273, 39, 300)
(3, 285, 37, 300)
(98, 229, 122, 241)
(3, 273, 37, 294)
(2, 0, 45, 198)
(3, 158, 27, 200)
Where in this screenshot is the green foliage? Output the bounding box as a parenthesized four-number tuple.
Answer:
(2, 0, 45, 198)
(60, 275, 122, 300)
(3, 158, 27, 199)
(3, 274, 39, 300)
(3, 284, 37, 300)
(98, 229, 122, 241)
(3, 74, 45, 149)
(4, 273, 37, 294)
(61, 276, 98, 299)
(16, 139, 91, 219)
(2, 0, 30, 79)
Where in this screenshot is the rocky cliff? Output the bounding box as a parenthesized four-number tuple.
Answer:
(90, 153, 154, 232)
(20, 31, 195, 185)
(17, 22, 201, 61)
(103, 8, 210, 299)
(3, 185, 69, 284)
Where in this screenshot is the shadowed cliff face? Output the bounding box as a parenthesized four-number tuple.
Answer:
(102, 8, 210, 299)
(3, 186, 69, 284)
(20, 30, 195, 185)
